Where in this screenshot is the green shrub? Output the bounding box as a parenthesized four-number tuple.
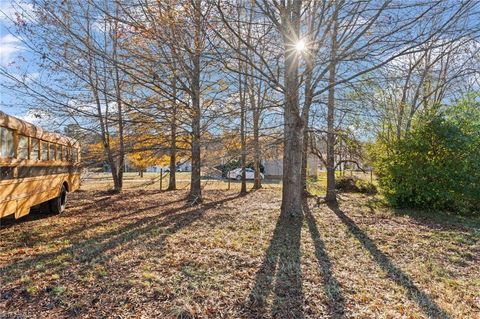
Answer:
(355, 179, 378, 194)
(374, 96, 480, 214)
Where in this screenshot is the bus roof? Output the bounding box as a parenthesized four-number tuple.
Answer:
(0, 111, 79, 147)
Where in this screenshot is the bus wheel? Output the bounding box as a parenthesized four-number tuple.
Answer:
(50, 185, 67, 214)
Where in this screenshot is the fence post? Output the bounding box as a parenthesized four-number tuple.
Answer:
(160, 168, 163, 190)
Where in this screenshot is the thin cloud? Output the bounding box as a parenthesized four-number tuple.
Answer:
(0, 1, 34, 23)
(0, 34, 23, 66)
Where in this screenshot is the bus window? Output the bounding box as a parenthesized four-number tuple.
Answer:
(72, 149, 78, 163)
(17, 135, 29, 159)
(0, 127, 14, 158)
(30, 138, 40, 160)
(41, 141, 48, 160)
(63, 146, 68, 162)
(50, 143, 56, 161)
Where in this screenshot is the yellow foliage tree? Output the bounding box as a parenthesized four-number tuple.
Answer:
(127, 149, 168, 177)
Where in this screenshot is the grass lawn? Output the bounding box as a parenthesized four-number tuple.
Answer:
(80, 172, 283, 192)
(79, 171, 372, 193)
(0, 183, 479, 318)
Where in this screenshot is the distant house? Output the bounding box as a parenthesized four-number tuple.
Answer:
(262, 154, 321, 179)
(177, 161, 192, 172)
(261, 134, 364, 179)
(308, 136, 364, 172)
(262, 158, 283, 178)
(146, 166, 163, 173)
(146, 161, 191, 173)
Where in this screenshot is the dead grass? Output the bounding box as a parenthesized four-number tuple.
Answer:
(1, 188, 479, 318)
(80, 172, 283, 192)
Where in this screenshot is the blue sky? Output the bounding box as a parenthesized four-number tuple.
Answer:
(0, 0, 37, 118)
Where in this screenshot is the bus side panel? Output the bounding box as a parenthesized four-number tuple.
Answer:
(68, 173, 81, 192)
(1, 175, 66, 201)
(16, 186, 61, 219)
(0, 201, 17, 219)
(14, 203, 30, 219)
(0, 174, 68, 219)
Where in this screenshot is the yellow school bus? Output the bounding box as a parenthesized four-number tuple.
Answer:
(0, 111, 81, 219)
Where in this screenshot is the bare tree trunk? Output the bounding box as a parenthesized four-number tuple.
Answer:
(246, 65, 263, 190)
(167, 78, 177, 191)
(239, 73, 247, 195)
(234, 4, 248, 195)
(112, 0, 125, 193)
(113, 81, 124, 193)
(187, 0, 203, 204)
(252, 100, 262, 190)
(301, 126, 309, 194)
(188, 93, 202, 204)
(301, 64, 314, 195)
(282, 84, 304, 215)
(396, 55, 422, 140)
(107, 150, 120, 190)
(301, 118, 309, 194)
(91, 83, 121, 193)
(325, 4, 339, 203)
(280, 0, 304, 216)
(245, 5, 261, 191)
(168, 121, 177, 190)
(189, 105, 202, 204)
(325, 82, 336, 202)
(85, 21, 123, 193)
(300, 4, 318, 196)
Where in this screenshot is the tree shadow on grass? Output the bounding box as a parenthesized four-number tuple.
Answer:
(246, 199, 349, 319)
(328, 202, 451, 319)
(0, 198, 189, 258)
(248, 210, 304, 318)
(364, 196, 480, 234)
(0, 210, 56, 229)
(67, 190, 185, 216)
(0, 191, 130, 229)
(303, 201, 346, 318)
(0, 194, 241, 290)
(392, 207, 480, 234)
(49, 196, 188, 242)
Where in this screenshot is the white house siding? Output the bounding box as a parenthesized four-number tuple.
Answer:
(263, 159, 283, 178)
(263, 155, 320, 178)
(146, 166, 163, 173)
